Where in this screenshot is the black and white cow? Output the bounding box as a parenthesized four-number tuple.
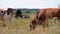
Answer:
(0, 8, 13, 28)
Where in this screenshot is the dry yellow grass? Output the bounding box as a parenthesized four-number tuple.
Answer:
(0, 14, 60, 34)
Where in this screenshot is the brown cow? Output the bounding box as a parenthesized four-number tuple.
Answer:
(29, 8, 60, 30)
(29, 9, 46, 30)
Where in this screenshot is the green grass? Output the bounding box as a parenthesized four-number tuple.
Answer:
(0, 14, 60, 34)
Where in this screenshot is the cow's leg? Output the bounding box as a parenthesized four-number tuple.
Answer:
(7, 16, 12, 29)
(57, 17, 60, 20)
(15, 15, 19, 19)
(0, 20, 6, 27)
(15, 16, 19, 19)
(43, 18, 49, 28)
(56, 17, 60, 24)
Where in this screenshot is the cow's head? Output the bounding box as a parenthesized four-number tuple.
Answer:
(7, 8, 13, 15)
(29, 18, 37, 30)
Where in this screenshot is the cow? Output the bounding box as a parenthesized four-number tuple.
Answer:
(20, 15, 30, 18)
(0, 8, 13, 28)
(4, 8, 13, 28)
(29, 8, 60, 30)
(29, 9, 46, 30)
(15, 9, 22, 19)
(0, 8, 6, 27)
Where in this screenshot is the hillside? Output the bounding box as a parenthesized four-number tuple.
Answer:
(13, 9, 38, 14)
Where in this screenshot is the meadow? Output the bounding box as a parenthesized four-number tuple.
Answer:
(0, 10, 60, 34)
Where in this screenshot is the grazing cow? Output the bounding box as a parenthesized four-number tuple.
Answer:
(29, 9, 46, 30)
(29, 8, 60, 30)
(15, 9, 22, 19)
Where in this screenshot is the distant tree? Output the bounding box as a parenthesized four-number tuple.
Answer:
(58, 5, 60, 8)
(25, 11, 31, 14)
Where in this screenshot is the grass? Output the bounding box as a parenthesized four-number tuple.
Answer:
(0, 14, 60, 34)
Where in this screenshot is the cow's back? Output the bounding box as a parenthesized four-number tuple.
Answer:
(36, 9, 46, 19)
(43, 8, 60, 18)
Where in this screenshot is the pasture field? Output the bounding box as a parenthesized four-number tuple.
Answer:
(0, 14, 60, 34)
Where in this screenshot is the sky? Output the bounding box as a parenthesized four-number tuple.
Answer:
(0, 0, 60, 9)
